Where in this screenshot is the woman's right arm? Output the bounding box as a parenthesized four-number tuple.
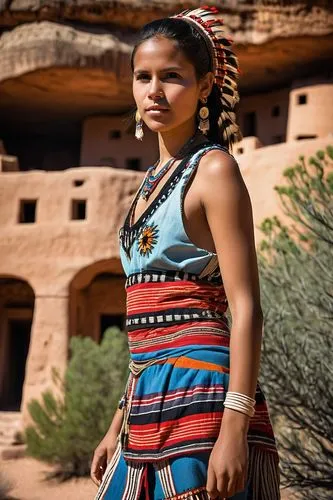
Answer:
(90, 407, 124, 486)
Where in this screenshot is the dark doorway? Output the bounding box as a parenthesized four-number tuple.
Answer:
(243, 111, 257, 137)
(0, 319, 31, 411)
(100, 314, 125, 342)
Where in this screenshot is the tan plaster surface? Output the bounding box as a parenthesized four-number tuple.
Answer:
(287, 80, 333, 141)
(0, 167, 142, 295)
(236, 136, 333, 242)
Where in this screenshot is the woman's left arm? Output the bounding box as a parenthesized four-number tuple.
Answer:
(199, 150, 264, 499)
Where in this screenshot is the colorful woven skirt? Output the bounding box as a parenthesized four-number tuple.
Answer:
(95, 273, 280, 499)
(96, 440, 253, 500)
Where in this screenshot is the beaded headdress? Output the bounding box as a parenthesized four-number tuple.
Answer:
(173, 5, 240, 148)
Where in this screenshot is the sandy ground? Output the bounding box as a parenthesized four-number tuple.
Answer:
(1, 457, 97, 500)
(1, 456, 292, 500)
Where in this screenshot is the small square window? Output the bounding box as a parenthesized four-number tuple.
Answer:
(271, 105, 280, 117)
(297, 94, 307, 105)
(19, 200, 37, 223)
(126, 158, 141, 171)
(71, 200, 87, 220)
(108, 130, 121, 140)
(73, 179, 85, 187)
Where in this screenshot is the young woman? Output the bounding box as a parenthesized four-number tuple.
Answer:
(91, 6, 280, 500)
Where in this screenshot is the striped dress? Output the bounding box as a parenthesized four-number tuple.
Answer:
(95, 144, 280, 500)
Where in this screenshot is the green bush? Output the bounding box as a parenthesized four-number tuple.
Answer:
(258, 146, 333, 499)
(25, 327, 129, 479)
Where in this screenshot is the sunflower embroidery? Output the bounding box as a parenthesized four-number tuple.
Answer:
(137, 223, 159, 257)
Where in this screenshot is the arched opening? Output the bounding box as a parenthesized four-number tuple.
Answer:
(0, 277, 35, 411)
(69, 259, 126, 343)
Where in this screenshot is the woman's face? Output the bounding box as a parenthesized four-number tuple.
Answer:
(132, 36, 208, 134)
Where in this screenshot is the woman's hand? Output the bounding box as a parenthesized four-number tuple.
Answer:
(90, 430, 118, 487)
(206, 419, 248, 499)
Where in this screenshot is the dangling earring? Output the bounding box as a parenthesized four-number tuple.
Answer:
(135, 110, 144, 141)
(198, 97, 210, 135)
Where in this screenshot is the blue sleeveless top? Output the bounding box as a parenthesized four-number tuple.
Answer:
(119, 143, 229, 281)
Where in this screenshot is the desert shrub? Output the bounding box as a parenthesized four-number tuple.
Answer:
(25, 327, 129, 479)
(258, 146, 333, 499)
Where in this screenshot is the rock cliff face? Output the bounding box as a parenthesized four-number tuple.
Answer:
(1, 0, 333, 35)
(0, 1, 332, 129)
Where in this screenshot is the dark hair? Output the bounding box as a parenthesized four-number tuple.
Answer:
(131, 18, 240, 150)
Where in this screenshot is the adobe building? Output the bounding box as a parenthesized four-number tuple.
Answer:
(0, 0, 332, 450)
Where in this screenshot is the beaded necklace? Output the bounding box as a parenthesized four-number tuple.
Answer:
(140, 157, 176, 201)
(140, 131, 202, 201)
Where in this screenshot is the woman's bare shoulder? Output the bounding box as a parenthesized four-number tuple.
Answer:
(197, 145, 242, 186)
